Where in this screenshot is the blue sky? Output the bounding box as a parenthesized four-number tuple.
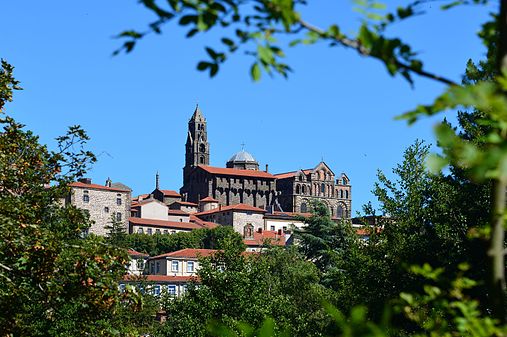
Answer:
(1, 1, 493, 214)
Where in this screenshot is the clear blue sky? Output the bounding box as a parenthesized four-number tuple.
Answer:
(1, 1, 493, 214)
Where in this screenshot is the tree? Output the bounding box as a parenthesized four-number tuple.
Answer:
(0, 60, 144, 335)
(157, 245, 334, 337)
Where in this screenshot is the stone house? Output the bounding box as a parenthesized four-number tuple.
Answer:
(67, 178, 131, 236)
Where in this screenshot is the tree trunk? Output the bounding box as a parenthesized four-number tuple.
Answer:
(489, 0, 507, 323)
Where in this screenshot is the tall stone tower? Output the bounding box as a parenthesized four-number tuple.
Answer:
(183, 105, 210, 186)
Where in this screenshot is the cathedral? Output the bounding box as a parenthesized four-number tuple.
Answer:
(179, 106, 352, 218)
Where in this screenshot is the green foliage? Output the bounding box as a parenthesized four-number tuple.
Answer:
(119, 225, 245, 256)
(117, 1, 484, 84)
(157, 246, 334, 337)
(0, 60, 147, 336)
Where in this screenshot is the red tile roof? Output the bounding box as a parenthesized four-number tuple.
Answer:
(69, 182, 129, 192)
(127, 249, 149, 257)
(274, 169, 312, 179)
(194, 203, 266, 217)
(200, 196, 219, 202)
(123, 275, 197, 283)
(175, 201, 199, 207)
(189, 215, 219, 229)
(160, 190, 181, 197)
(129, 217, 204, 230)
(198, 165, 275, 179)
(243, 230, 286, 247)
(151, 248, 218, 260)
(168, 209, 190, 216)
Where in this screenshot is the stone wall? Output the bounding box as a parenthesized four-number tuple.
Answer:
(70, 187, 130, 236)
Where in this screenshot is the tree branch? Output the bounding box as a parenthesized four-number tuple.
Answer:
(298, 19, 459, 87)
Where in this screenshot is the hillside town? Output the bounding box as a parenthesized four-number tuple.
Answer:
(65, 106, 355, 296)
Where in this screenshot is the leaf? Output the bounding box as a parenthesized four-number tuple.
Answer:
(250, 63, 261, 81)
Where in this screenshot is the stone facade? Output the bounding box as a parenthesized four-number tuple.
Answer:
(68, 178, 131, 236)
(275, 162, 352, 218)
(180, 105, 352, 217)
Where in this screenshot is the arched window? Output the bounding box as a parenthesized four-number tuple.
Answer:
(345, 190, 349, 199)
(199, 143, 206, 152)
(340, 190, 344, 198)
(243, 224, 254, 238)
(337, 205, 344, 218)
(321, 183, 325, 194)
(295, 184, 300, 194)
(301, 202, 307, 213)
(302, 185, 306, 194)
(342, 178, 347, 185)
(200, 156, 204, 164)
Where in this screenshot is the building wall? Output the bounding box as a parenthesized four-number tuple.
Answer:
(70, 187, 130, 236)
(264, 218, 305, 233)
(167, 214, 190, 222)
(232, 212, 264, 235)
(128, 256, 147, 275)
(149, 258, 200, 277)
(130, 224, 192, 235)
(139, 201, 168, 220)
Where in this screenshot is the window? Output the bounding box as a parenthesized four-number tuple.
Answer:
(168, 285, 176, 295)
(147, 228, 152, 235)
(340, 190, 344, 198)
(119, 284, 126, 292)
(153, 285, 161, 296)
(116, 212, 122, 221)
(337, 205, 344, 219)
(200, 156, 204, 164)
(283, 226, 287, 233)
(155, 229, 161, 235)
(104, 206, 109, 213)
(83, 191, 89, 203)
(295, 185, 300, 194)
(301, 202, 307, 213)
(172, 261, 179, 272)
(136, 259, 145, 270)
(302, 185, 306, 194)
(345, 190, 349, 199)
(137, 228, 144, 234)
(342, 178, 347, 185)
(270, 225, 275, 231)
(156, 262, 160, 273)
(187, 261, 195, 272)
(150, 262, 155, 274)
(321, 183, 325, 194)
(116, 198, 122, 206)
(170, 230, 176, 234)
(163, 229, 168, 234)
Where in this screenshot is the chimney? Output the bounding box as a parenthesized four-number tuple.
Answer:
(265, 164, 269, 172)
(79, 177, 92, 184)
(105, 177, 112, 187)
(156, 171, 160, 190)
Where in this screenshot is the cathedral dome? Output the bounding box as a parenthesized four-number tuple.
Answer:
(228, 150, 257, 163)
(226, 149, 259, 170)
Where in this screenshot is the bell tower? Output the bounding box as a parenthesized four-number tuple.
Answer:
(183, 104, 210, 186)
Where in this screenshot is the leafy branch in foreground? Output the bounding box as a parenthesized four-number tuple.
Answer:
(115, 0, 485, 84)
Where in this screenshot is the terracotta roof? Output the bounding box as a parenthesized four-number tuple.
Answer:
(175, 201, 199, 207)
(189, 214, 219, 229)
(243, 230, 286, 247)
(129, 217, 204, 230)
(274, 169, 312, 179)
(69, 182, 130, 192)
(127, 249, 149, 257)
(135, 198, 166, 207)
(132, 194, 150, 202)
(198, 165, 275, 179)
(160, 189, 181, 197)
(168, 209, 190, 216)
(150, 248, 218, 260)
(123, 275, 197, 283)
(194, 203, 266, 217)
(200, 196, 219, 202)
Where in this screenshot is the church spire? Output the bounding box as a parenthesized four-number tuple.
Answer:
(190, 104, 205, 122)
